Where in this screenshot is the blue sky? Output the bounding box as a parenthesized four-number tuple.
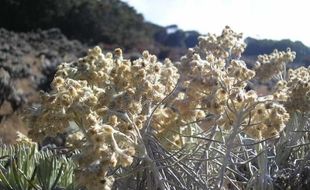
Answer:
(122, 0, 310, 46)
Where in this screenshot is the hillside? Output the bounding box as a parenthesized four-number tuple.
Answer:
(1, 0, 309, 64)
(244, 37, 310, 66)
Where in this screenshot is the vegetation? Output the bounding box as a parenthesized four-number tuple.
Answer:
(0, 0, 158, 49)
(0, 1, 309, 189)
(0, 142, 76, 190)
(244, 37, 310, 65)
(16, 27, 310, 189)
(1, 0, 309, 64)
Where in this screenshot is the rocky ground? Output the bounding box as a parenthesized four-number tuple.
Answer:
(0, 28, 87, 143)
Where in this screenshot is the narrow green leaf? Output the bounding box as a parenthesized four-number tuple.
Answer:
(0, 167, 13, 190)
(17, 168, 40, 190)
(28, 166, 38, 190)
(51, 163, 64, 189)
(12, 160, 23, 190)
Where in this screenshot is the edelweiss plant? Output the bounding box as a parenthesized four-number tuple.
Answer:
(24, 26, 309, 190)
(25, 46, 179, 189)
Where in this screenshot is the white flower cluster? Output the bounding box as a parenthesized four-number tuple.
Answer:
(25, 26, 306, 189)
(158, 26, 290, 141)
(254, 48, 296, 81)
(26, 47, 179, 189)
(273, 66, 310, 114)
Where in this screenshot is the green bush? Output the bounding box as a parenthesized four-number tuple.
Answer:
(0, 0, 156, 48)
(0, 143, 76, 190)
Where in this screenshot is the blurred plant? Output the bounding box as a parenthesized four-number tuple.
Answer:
(0, 136, 76, 190)
(24, 26, 310, 190)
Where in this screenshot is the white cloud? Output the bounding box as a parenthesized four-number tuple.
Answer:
(122, 0, 310, 46)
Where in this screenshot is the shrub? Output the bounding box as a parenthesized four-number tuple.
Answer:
(0, 139, 76, 190)
(23, 26, 310, 190)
